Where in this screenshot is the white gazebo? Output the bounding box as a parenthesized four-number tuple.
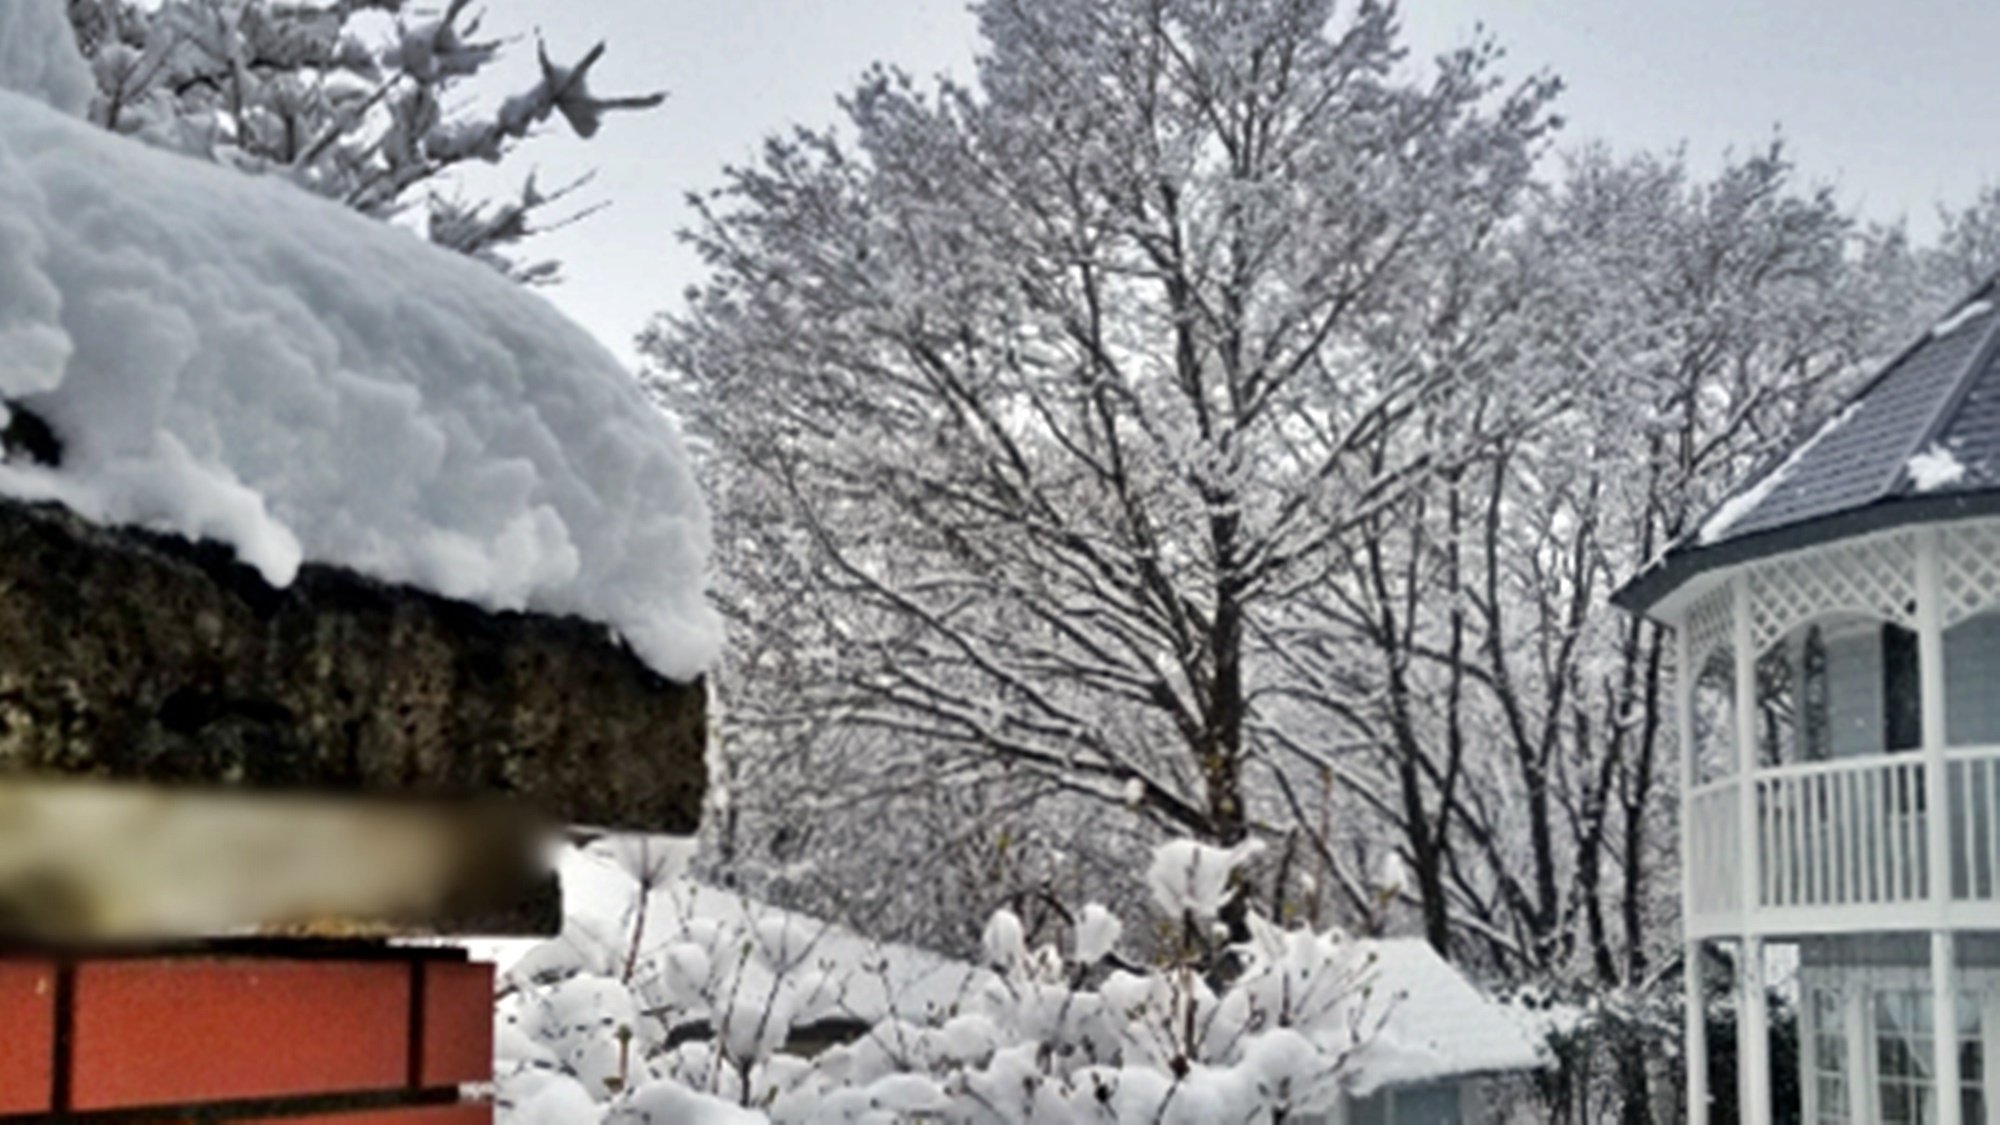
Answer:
(1619, 284, 2000, 1125)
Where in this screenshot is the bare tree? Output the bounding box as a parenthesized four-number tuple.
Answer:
(652, 0, 1557, 942)
(1278, 144, 1894, 1122)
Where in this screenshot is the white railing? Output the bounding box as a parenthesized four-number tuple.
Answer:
(1948, 746, 2000, 900)
(1687, 782, 1740, 917)
(1753, 756, 1928, 909)
(1687, 747, 2000, 931)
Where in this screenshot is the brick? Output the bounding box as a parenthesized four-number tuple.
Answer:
(0, 960, 54, 1115)
(70, 958, 410, 1110)
(244, 1103, 491, 1125)
(420, 960, 494, 1087)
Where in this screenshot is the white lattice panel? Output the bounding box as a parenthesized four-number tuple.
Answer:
(1943, 519, 2000, 627)
(1747, 533, 1916, 653)
(1683, 584, 1734, 674)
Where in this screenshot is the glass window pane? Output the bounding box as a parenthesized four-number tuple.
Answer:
(1694, 652, 1737, 783)
(1760, 642, 1800, 767)
(1877, 988, 1937, 1125)
(1812, 986, 1851, 1124)
(1391, 1084, 1461, 1125)
(1945, 611, 2000, 747)
(1963, 992, 1984, 1125)
(1802, 626, 1831, 760)
(1885, 624, 1924, 752)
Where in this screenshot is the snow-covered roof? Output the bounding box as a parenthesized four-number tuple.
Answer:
(489, 844, 990, 1027)
(1621, 279, 2000, 614)
(1346, 938, 1546, 1093)
(0, 12, 716, 680)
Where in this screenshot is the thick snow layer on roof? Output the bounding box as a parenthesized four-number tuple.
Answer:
(1347, 938, 1545, 1093)
(0, 81, 716, 678)
(494, 844, 989, 1026)
(0, 0, 93, 116)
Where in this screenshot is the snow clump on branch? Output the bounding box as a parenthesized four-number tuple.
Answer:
(0, 0, 94, 116)
(1146, 838, 1265, 922)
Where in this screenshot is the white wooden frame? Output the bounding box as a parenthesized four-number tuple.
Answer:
(1673, 516, 2000, 1125)
(1797, 963, 2000, 1125)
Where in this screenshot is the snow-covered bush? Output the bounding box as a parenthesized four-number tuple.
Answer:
(497, 838, 1430, 1123)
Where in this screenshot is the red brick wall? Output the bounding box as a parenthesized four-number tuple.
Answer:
(0, 950, 490, 1122)
(0, 961, 54, 1116)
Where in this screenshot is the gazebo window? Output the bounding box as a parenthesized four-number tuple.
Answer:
(1758, 642, 1799, 768)
(1875, 989, 1935, 1125)
(1693, 652, 1737, 785)
(1946, 610, 2000, 748)
(1803, 626, 1831, 761)
(1757, 619, 1916, 766)
(1960, 1001, 1985, 1125)
(1811, 986, 1849, 1125)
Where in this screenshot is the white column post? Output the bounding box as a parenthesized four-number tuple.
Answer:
(1742, 937, 1773, 1125)
(1734, 574, 1759, 923)
(1679, 622, 1710, 1125)
(1919, 528, 1964, 1125)
(1732, 575, 1774, 1125)
(1936, 930, 1963, 1125)
(1846, 982, 1870, 1125)
(1687, 940, 1709, 1125)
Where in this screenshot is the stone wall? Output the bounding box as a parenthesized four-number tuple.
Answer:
(0, 496, 705, 832)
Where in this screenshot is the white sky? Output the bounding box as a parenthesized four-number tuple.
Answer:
(463, 1, 2000, 367)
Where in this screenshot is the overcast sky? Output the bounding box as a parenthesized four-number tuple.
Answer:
(468, 1, 2000, 367)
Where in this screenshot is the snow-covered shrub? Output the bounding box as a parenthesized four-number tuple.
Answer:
(497, 838, 1429, 1123)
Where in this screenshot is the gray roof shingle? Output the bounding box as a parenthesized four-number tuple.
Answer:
(1712, 296, 1997, 540)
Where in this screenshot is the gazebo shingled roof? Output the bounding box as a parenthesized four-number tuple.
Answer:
(1618, 278, 2000, 614)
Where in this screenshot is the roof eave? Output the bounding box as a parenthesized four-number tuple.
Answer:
(1612, 489, 2000, 619)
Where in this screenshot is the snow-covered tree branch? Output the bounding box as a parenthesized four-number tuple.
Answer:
(65, 0, 664, 281)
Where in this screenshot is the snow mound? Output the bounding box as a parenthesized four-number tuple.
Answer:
(0, 88, 717, 680)
(1908, 442, 1968, 492)
(1933, 299, 1994, 339)
(0, 0, 93, 116)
